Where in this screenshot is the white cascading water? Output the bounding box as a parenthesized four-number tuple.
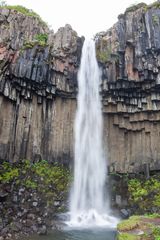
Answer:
(68, 39, 118, 228)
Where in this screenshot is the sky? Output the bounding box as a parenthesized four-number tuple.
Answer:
(6, 0, 153, 37)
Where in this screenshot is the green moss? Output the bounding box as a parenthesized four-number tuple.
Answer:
(117, 232, 140, 240)
(23, 41, 36, 49)
(0, 162, 19, 183)
(24, 179, 38, 189)
(125, 3, 147, 14)
(152, 226, 160, 239)
(128, 177, 160, 213)
(147, 1, 160, 10)
(144, 213, 160, 218)
(22, 40, 47, 50)
(97, 51, 110, 63)
(117, 215, 160, 240)
(22, 34, 48, 50)
(117, 216, 140, 232)
(0, 160, 72, 201)
(0, 5, 47, 27)
(35, 33, 48, 43)
(152, 15, 159, 25)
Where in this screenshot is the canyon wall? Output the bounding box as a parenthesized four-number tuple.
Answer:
(1, 3, 160, 173)
(96, 2, 160, 172)
(0, 7, 83, 164)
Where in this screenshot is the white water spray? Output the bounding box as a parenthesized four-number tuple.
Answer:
(68, 39, 118, 227)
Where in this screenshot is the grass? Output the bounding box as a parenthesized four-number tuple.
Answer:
(117, 216, 141, 232)
(0, 5, 48, 27)
(125, 3, 147, 13)
(125, 1, 160, 14)
(118, 215, 160, 240)
(117, 233, 140, 240)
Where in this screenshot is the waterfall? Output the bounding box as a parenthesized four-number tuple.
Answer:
(68, 39, 118, 227)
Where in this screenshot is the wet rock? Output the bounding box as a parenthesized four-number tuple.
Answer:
(10, 222, 22, 232)
(12, 195, 18, 203)
(31, 224, 38, 232)
(115, 195, 122, 206)
(32, 201, 38, 207)
(27, 213, 36, 220)
(37, 217, 42, 225)
(26, 219, 34, 227)
(120, 209, 130, 218)
(54, 200, 61, 207)
(7, 233, 12, 239)
(38, 225, 47, 235)
(0, 192, 8, 202)
(18, 188, 25, 196)
(1, 227, 9, 236)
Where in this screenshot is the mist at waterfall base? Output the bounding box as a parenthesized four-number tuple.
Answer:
(67, 39, 119, 228)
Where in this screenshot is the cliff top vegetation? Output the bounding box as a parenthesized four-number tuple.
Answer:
(0, 0, 47, 27)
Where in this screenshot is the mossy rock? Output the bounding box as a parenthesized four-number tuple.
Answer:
(117, 216, 141, 232)
(117, 232, 140, 240)
(117, 215, 160, 240)
(0, 5, 48, 27)
(125, 3, 147, 14)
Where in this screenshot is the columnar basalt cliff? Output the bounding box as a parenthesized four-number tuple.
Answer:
(1, 3, 160, 173)
(96, 2, 160, 173)
(0, 7, 83, 164)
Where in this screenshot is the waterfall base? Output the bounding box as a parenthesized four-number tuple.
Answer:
(66, 210, 119, 228)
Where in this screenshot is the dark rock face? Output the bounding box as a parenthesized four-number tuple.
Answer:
(96, 3, 160, 173)
(0, 8, 83, 164)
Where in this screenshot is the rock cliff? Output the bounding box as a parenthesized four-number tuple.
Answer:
(96, 2, 160, 173)
(0, 7, 83, 164)
(1, 3, 160, 173)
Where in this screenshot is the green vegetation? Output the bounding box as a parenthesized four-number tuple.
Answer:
(147, 1, 160, 10)
(0, 162, 19, 183)
(128, 177, 160, 213)
(125, 3, 147, 14)
(144, 213, 160, 218)
(0, 160, 71, 202)
(96, 50, 111, 63)
(117, 215, 160, 240)
(125, 1, 160, 14)
(22, 41, 36, 49)
(117, 177, 160, 239)
(117, 216, 140, 232)
(152, 226, 160, 240)
(117, 233, 140, 240)
(96, 37, 119, 64)
(22, 34, 48, 50)
(35, 33, 48, 44)
(152, 15, 159, 25)
(0, 3, 47, 27)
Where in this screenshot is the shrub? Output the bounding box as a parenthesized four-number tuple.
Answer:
(0, 160, 71, 200)
(152, 15, 159, 25)
(128, 177, 160, 213)
(35, 33, 48, 43)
